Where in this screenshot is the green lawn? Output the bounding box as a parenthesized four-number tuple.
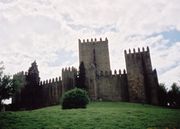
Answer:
(0, 102, 180, 129)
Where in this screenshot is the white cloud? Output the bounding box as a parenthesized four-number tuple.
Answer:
(0, 0, 180, 88)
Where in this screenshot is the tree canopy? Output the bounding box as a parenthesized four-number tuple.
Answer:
(158, 82, 180, 108)
(27, 61, 40, 86)
(76, 62, 86, 90)
(0, 62, 18, 107)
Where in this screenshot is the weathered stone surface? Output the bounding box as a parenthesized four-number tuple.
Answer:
(125, 47, 159, 104)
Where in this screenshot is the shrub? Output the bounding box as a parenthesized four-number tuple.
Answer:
(61, 88, 89, 109)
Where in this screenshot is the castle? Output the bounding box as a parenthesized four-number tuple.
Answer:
(12, 38, 159, 110)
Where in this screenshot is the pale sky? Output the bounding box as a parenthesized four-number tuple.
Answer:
(0, 0, 180, 88)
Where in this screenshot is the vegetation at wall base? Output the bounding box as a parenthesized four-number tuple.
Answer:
(0, 62, 19, 111)
(61, 88, 89, 109)
(0, 102, 179, 129)
(158, 83, 180, 108)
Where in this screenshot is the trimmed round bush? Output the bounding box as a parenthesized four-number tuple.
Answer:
(61, 88, 89, 109)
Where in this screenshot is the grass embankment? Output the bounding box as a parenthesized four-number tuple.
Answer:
(0, 102, 180, 129)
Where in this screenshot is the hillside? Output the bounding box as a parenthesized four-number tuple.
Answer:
(0, 102, 180, 129)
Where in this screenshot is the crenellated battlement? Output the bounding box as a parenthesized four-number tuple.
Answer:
(62, 67, 77, 79)
(97, 69, 127, 77)
(124, 46, 152, 71)
(78, 37, 108, 44)
(62, 66, 77, 92)
(12, 38, 159, 110)
(124, 46, 151, 66)
(40, 76, 61, 86)
(62, 66, 77, 73)
(124, 46, 149, 55)
(13, 71, 28, 77)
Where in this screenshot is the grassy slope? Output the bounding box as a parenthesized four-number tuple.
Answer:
(0, 102, 180, 129)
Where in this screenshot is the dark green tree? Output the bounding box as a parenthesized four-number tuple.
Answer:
(0, 76, 14, 106)
(13, 73, 26, 92)
(25, 61, 41, 109)
(167, 83, 180, 108)
(0, 62, 18, 110)
(158, 83, 168, 106)
(27, 61, 40, 86)
(76, 62, 86, 90)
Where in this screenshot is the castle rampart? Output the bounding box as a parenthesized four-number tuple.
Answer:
(125, 47, 158, 104)
(62, 67, 77, 93)
(79, 37, 110, 73)
(12, 37, 159, 110)
(96, 69, 129, 101)
(40, 77, 62, 106)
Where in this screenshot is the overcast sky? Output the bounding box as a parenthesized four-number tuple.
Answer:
(0, 0, 180, 88)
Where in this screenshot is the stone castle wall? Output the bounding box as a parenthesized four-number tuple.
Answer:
(125, 47, 158, 104)
(96, 70, 129, 101)
(12, 72, 62, 109)
(62, 67, 77, 93)
(78, 38, 111, 100)
(60, 68, 129, 102)
(40, 77, 62, 107)
(79, 38, 111, 72)
(12, 37, 159, 110)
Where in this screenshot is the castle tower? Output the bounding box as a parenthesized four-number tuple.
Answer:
(78, 38, 111, 100)
(79, 38, 111, 73)
(62, 67, 77, 94)
(124, 47, 159, 104)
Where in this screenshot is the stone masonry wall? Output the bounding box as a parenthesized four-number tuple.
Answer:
(125, 47, 159, 104)
(12, 72, 62, 109)
(96, 70, 129, 101)
(125, 48, 146, 103)
(78, 38, 111, 100)
(40, 77, 62, 107)
(78, 38, 111, 72)
(62, 67, 77, 94)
